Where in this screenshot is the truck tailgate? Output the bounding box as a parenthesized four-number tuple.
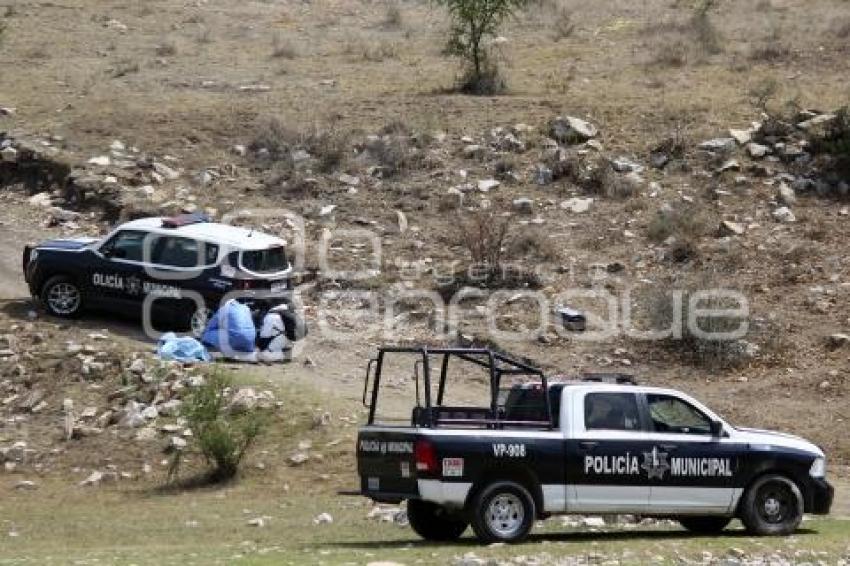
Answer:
(357, 429, 420, 501)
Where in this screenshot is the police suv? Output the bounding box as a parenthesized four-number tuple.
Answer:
(23, 214, 302, 337)
(354, 347, 833, 544)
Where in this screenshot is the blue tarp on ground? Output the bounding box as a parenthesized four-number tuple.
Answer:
(202, 300, 256, 354)
(157, 332, 211, 363)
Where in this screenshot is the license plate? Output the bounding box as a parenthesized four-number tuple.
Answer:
(270, 281, 288, 293)
(368, 477, 380, 491)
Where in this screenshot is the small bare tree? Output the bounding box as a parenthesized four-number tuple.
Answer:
(434, 0, 529, 94)
(456, 208, 510, 267)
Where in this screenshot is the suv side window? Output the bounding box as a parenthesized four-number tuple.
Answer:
(101, 230, 147, 262)
(584, 392, 641, 431)
(151, 236, 219, 268)
(647, 394, 711, 435)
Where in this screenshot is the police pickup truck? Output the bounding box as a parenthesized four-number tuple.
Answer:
(23, 214, 303, 338)
(354, 347, 833, 544)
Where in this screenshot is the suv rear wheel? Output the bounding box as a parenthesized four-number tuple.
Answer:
(469, 481, 536, 544)
(407, 500, 468, 541)
(678, 516, 732, 534)
(41, 275, 84, 318)
(740, 474, 803, 536)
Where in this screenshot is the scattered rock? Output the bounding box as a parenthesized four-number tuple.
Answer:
(27, 192, 53, 207)
(1, 146, 17, 163)
(14, 480, 38, 491)
(313, 512, 333, 525)
(477, 179, 500, 192)
(228, 388, 259, 413)
(247, 517, 267, 528)
(746, 142, 771, 159)
(729, 128, 752, 145)
(827, 333, 850, 349)
(550, 116, 598, 144)
(338, 173, 360, 186)
(288, 452, 310, 466)
(79, 470, 104, 487)
(718, 220, 746, 237)
(698, 138, 736, 152)
(772, 206, 796, 223)
(560, 197, 594, 214)
(512, 197, 534, 214)
(777, 182, 797, 206)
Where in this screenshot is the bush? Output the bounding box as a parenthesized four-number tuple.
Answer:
(550, 6, 575, 41)
(749, 27, 791, 62)
(181, 371, 268, 483)
(583, 159, 638, 199)
(647, 280, 752, 370)
(455, 208, 510, 267)
(272, 34, 299, 59)
(250, 117, 298, 161)
(508, 229, 559, 262)
(382, 2, 403, 29)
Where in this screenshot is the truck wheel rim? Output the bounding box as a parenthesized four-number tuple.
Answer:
(47, 283, 80, 315)
(758, 483, 791, 523)
(190, 307, 212, 338)
(486, 493, 524, 538)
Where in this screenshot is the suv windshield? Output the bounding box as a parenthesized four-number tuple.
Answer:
(240, 246, 288, 273)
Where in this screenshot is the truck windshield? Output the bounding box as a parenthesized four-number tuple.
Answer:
(241, 246, 288, 273)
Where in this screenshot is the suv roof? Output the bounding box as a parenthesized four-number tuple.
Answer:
(117, 217, 286, 250)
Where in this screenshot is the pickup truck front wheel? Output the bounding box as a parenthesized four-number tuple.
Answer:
(740, 474, 804, 536)
(407, 500, 468, 541)
(470, 481, 536, 544)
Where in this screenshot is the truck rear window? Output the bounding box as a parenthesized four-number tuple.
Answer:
(241, 246, 287, 273)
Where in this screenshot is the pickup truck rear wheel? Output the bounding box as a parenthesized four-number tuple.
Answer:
(470, 481, 536, 544)
(41, 275, 84, 318)
(740, 474, 803, 536)
(678, 516, 732, 534)
(407, 500, 468, 541)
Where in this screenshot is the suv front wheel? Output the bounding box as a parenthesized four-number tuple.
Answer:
(41, 275, 84, 318)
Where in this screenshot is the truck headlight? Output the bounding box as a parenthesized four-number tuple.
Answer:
(29, 249, 38, 262)
(810, 457, 826, 478)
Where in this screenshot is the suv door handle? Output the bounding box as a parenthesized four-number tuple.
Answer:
(578, 441, 598, 450)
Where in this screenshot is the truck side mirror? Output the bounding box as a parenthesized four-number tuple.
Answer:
(710, 419, 724, 437)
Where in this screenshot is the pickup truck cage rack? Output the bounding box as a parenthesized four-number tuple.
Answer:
(363, 346, 552, 430)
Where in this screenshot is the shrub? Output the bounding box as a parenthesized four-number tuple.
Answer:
(550, 6, 575, 41)
(749, 27, 791, 62)
(647, 279, 753, 370)
(382, 2, 403, 29)
(688, 0, 723, 56)
(250, 117, 298, 161)
(647, 204, 710, 244)
(455, 207, 510, 267)
(180, 371, 268, 483)
(508, 229, 559, 262)
(155, 39, 178, 57)
(271, 33, 299, 59)
(583, 159, 638, 199)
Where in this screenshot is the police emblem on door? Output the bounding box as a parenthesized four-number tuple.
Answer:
(640, 446, 670, 479)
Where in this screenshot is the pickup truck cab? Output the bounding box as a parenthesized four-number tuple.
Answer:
(355, 347, 833, 543)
